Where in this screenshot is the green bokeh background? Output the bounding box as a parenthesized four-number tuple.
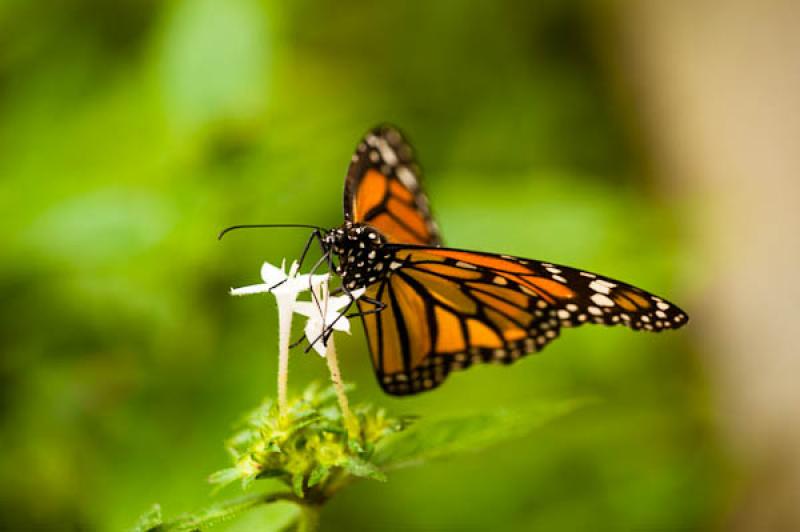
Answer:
(0, 1, 729, 530)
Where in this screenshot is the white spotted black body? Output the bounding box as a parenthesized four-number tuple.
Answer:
(323, 222, 396, 291)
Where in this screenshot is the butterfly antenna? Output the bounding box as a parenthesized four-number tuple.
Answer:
(218, 223, 325, 240)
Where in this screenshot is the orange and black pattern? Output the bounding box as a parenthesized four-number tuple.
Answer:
(357, 246, 688, 395)
(319, 125, 688, 396)
(343, 125, 441, 246)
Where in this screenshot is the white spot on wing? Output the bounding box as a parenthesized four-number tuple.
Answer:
(376, 138, 398, 165)
(591, 293, 615, 307)
(396, 166, 418, 191)
(589, 280, 610, 294)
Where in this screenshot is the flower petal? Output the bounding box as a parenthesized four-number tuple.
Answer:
(331, 317, 351, 334)
(260, 261, 288, 286)
(327, 294, 359, 312)
(304, 319, 328, 356)
(283, 273, 329, 294)
(293, 301, 322, 318)
(230, 284, 272, 296)
(328, 288, 365, 309)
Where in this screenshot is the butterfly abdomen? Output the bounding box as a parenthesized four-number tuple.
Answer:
(325, 223, 396, 290)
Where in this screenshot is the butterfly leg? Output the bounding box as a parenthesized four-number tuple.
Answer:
(306, 295, 386, 351)
(263, 232, 325, 293)
(346, 295, 386, 318)
(305, 251, 331, 316)
(289, 334, 308, 349)
(319, 285, 386, 341)
(295, 229, 323, 272)
(267, 278, 288, 291)
(302, 286, 360, 353)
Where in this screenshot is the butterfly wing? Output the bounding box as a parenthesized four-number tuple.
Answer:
(343, 125, 442, 246)
(359, 246, 689, 395)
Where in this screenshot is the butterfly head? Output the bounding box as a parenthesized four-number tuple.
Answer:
(322, 222, 393, 290)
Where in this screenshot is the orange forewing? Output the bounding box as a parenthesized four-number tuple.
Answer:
(353, 169, 387, 221)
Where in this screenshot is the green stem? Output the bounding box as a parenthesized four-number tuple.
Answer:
(324, 337, 359, 438)
(296, 504, 321, 532)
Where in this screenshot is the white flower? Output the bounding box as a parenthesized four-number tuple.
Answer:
(230, 259, 330, 416)
(230, 259, 330, 355)
(229, 257, 365, 426)
(294, 283, 365, 356)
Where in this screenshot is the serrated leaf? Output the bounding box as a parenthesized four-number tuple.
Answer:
(157, 492, 288, 531)
(343, 457, 387, 482)
(130, 503, 162, 532)
(373, 399, 591, 470)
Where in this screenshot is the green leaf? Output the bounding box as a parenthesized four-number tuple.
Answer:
(347, 437, 365, 454)
(130, 503, 162, 532)
(256, 467, 287, 479)
(156, 492, 297, 531)
(343, 457, 387, 482)
(287, 415, 323, 435)
(307, 464, 329, 488)
(292, 473, 305, 498)
(208, 467, 242, 488)
(373, 399, 591, 470)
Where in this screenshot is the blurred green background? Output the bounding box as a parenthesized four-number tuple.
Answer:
(7, 0, 791, 530)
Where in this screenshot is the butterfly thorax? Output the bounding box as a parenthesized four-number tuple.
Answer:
(323, 222, 396, 290)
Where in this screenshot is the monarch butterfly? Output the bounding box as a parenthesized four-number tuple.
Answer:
(234, 125, 689, 395)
